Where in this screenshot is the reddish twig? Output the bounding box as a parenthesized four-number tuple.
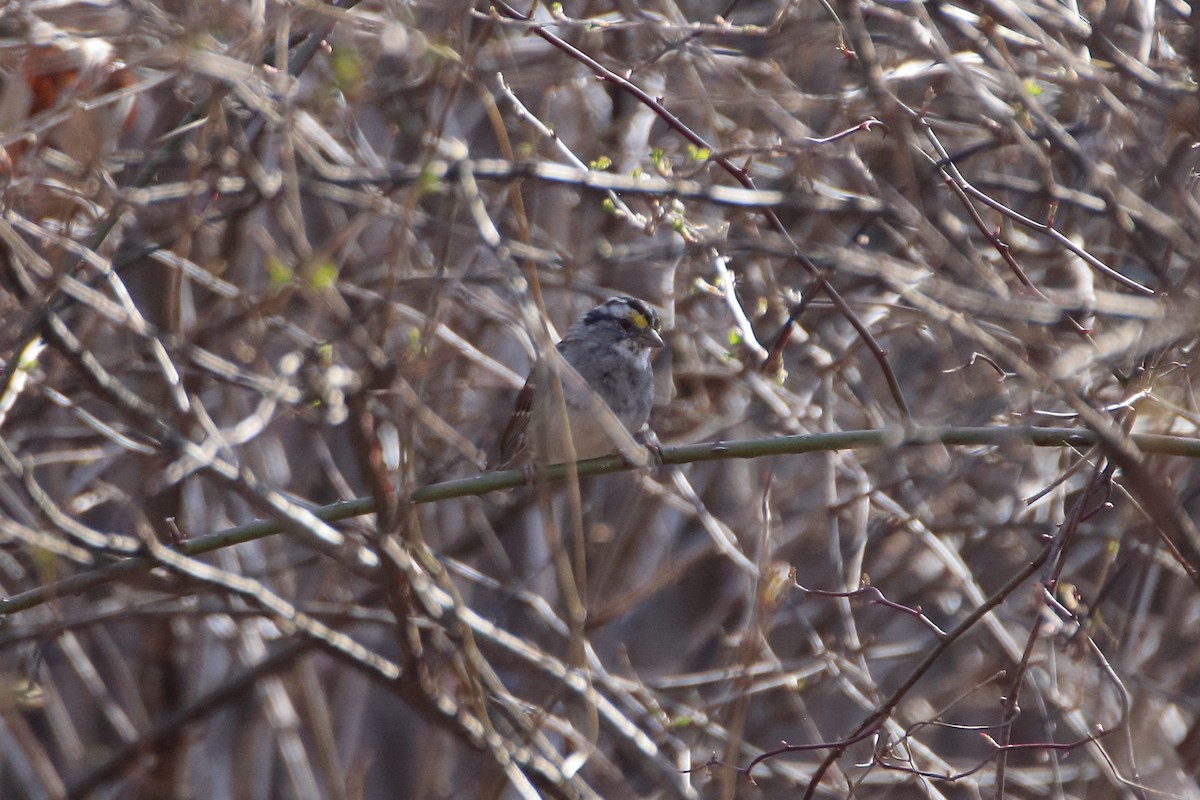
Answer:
(779, 539, 1052, 796)
(919, 117, 1153, 298)
(793, 580, 948, 638)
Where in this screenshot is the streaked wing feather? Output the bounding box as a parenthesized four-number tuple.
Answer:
(493, 376, 535, 469)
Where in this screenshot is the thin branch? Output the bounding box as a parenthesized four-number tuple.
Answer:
(5, 425, 1200, 618)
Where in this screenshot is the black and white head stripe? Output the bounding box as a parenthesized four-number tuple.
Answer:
(582, 296, 661, 333)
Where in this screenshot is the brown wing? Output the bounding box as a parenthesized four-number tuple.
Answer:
(491, 374, 535, 470)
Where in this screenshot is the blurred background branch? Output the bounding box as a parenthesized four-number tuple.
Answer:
(1, 0, 1200, 798)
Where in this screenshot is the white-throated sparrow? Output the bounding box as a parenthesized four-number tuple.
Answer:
(491, 296, 664, 469)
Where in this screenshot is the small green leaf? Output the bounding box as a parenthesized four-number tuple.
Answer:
(427, 43, 462, 63)
(329, 45, 363, 94)
(417, 164, 442, 194)
(601, 198, 616, 214)
(309, 261, 339, 291)
(30, 546, 57, 576)
(1024, 79, 1042, 96)
(267, 257, 294, 286)
(687, 144, 710, 162)
(650, 147, 665, 166)
(16, 339, 44, 371)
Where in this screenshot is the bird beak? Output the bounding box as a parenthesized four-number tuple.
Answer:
(638, 327, 665, 348)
